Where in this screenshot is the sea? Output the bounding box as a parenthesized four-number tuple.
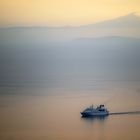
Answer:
(1, 29, 140, 140)
(1, 79, 140, 140)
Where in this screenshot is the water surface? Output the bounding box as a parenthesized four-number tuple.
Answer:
(1, 81, 140, 140)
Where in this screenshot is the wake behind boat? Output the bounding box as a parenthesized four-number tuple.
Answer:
(81, 104, 109, 117)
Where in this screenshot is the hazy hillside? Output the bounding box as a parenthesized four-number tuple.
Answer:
(1, 13, 140, 43)
(1, 36, 140, 87)
(84, 13, 140, 28)
(1, 14, 140, 87)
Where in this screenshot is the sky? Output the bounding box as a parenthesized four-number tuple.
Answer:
(0, 0, 140, 27)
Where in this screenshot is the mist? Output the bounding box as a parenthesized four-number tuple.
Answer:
(1, 30, 140, 89)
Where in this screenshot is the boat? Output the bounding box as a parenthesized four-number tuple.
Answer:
(81, 104, 109, 117)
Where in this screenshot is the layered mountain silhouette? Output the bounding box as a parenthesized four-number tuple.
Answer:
(83, 12, 140, 28)
(1, 13, 140, 86)
(1, 13, 140, 42)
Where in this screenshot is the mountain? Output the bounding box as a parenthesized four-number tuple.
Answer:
(1, 13, 140, 86)
(1, 13, 140, 43)
(0, 14, 140, 87)
(1, 36, 140, 87)
(83, 13, 140, 28)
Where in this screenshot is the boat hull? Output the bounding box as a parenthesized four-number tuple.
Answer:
(81, 112, 109, 117)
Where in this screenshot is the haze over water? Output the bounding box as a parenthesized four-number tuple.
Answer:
(1, 13, 140, 140)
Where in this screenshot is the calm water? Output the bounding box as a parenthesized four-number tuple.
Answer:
(0, 81, 140, 140)
(1, 30, 140, 139)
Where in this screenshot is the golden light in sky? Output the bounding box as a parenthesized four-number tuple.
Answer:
(0, 0, 140, 27)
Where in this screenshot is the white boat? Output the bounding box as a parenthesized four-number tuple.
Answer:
(81, 104, 109, 117)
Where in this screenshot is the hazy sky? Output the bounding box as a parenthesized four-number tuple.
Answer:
(1, 0, 140, 27)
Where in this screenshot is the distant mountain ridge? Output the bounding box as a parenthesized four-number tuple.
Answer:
(72, 36, 140, 49)
(1, 13, 140, 86)
(2, 13, 140, 29)
(82, 13, 140, 28)
(75, 36, 140, 41)
(1, 13, 140, 42)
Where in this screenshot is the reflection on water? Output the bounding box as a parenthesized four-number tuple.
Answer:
(81, 115, 108, 121)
